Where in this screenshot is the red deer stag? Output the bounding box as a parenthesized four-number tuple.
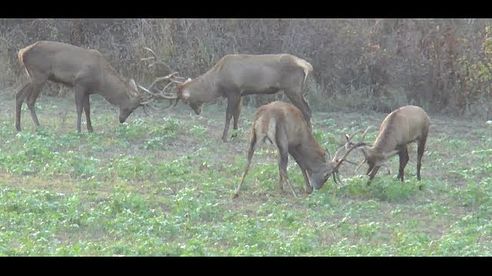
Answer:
(172, 53, 313, 142)
(233, 101, 365, 198)
(346, 105, 431, 183)
(15, 41, 175, 133)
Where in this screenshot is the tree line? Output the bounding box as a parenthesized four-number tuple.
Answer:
(1, 18, 491, 118)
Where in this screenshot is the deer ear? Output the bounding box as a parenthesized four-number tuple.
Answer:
(182, 89, 190, 100)
(129, 79, 138, 91)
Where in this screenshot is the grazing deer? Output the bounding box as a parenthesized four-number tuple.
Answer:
(347, 105, 431, 183)
(15, 41, 174, 133)
(233, 101, 365, 198)
(162, 53, 313, 142)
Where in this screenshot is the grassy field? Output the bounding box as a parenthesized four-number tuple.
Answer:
(0, 90, 491, 256)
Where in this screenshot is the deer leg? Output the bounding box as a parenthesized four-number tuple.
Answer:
(367, 165, 380, 184)
(74, 87, 87, 133)
(277, 127, 297, 197)
(231, 97, 242, 138)
(82, 93, 93, 132)
(233, 131, 258, 199)
(302, 169, 313, 194)
(416, 134, 427, 181)
(397, 146, 409, 182)
(222, 95, 239, 142)
(290, 147, 312, 194)
(25, 80, 46, 130)
(278, 151, 295, 196)
(284, 90, 312, 129)
(15, 82, 33, 131)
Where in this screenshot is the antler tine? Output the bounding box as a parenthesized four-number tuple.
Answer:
(335, 172, 343, 184)
(149, 73, 180, 91)
(137, 84, 153, 94)
(359, 126, 372, 142)
(333, 142, 368, 170)
(148, 77, 168, 91)
(344, 126, 372, 148)
(354, 158, 366, 173)
(141, 47, 174, 72)
(343, 130, 359, 150)
(143, 47, 158, 58)
(165, 72, 188, 82)
(140, 83, 178, 100)
(164, 71, 179, 78)
(140, 57, 155, 62)
(173, 75, 188, 81)
(141, 47, 157, 65)
(138, 84, 178, 108)
(345, 129, 360, 143)
(332, 144, 346, 162)
(342, 159, 358, 166)
(325, 146, 332, 160)
(157, 81, 175, 94)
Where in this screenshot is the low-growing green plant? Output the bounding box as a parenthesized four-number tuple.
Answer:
(0, 94, 491, 256)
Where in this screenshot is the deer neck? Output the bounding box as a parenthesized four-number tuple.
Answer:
(99, 71, 134, 107)
(372, 128, 399, 155)
(371, 111, 403, 155)
(188, 72, 221, 102)
(295, 137, 327, 174)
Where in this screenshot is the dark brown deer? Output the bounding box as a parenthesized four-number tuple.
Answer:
(233, 101, 365, 198)
(15, 41, 175, 133)
(346, 105, 431, 183)
(172, 53, 313, 142)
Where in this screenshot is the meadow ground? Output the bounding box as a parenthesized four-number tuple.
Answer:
(0, 90, 491, 255)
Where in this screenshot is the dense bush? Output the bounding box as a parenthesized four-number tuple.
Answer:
(1, 18, 491, 118)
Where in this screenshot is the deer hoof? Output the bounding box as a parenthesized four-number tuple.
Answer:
(305, 186, 313, 194)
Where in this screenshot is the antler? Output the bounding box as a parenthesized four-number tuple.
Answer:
(328, 141, 368, 185)
(333, 142, 368, 170)
(344, 126, 372, 148)
(341, 126, 373, 174)
(141, 47, 173, 73)
(148, 72, 188, 91)
(135, 72, 187, 111)
(140, 47, 194, 108)
(138, 72, 184, 99)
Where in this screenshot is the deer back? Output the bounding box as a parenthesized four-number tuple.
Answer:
(218, 54, 312, 90)
(373, 105, 430, 153)
(254, 101, 327, 171)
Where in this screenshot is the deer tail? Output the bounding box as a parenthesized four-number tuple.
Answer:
(294, 57, 313, 87)
(18, 43, 36, 78)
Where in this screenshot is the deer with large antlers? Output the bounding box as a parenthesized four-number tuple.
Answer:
(151, 52, 314, 142)
(346, 105, 431, 183)
(233, 101, 365, 198)
(15, 41, 173, 133)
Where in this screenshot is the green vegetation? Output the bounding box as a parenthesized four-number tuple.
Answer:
(0, 95, 491, 256)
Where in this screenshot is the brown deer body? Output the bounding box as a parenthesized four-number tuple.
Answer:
(233, 101, 363, 198)
(16, 41, 150, 133)
(176, 53, 313, 142)
(352, 105, 431, 182)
